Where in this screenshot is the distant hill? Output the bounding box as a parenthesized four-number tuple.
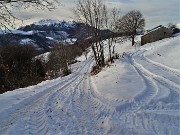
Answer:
(0, 19, 112, 52)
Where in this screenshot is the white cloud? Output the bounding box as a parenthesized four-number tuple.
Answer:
(105, 0, 179, 29)
(12, 0, 179, 29)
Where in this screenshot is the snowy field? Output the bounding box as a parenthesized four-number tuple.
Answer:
(0, 34, 179, 135)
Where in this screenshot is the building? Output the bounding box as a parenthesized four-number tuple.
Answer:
(141, 25, 173, 45)
(172, 28, 180, 34)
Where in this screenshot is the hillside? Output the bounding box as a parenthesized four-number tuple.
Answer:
(0, 34, 179, 135)
(0, 19, 112, 52)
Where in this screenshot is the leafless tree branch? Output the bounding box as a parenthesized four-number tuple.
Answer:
(0, 0, 59, 30)
(74, 0, 110, 67)
(116, 10, 145, 46)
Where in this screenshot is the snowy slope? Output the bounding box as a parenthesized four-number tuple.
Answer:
(92, 35, 180, 134)
(0, 20, 80, 51)
(0, 35, 179, 135)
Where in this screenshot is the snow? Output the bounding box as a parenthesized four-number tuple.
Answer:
(46, 37, 54, 40)
(20, 38, 39, 48)
(176, 22, 180, 29)
(92, 59, 145, 101)
(34, 19, 63, 26)
(64, 38, 77, 44)
(35, 52, 50, 63)
(143, 36, 180, 69)
(0, 30, 35, 35)
(0, 34, 180, 135)
(20, 38, 34, 44)
(33, 19, 74, 28)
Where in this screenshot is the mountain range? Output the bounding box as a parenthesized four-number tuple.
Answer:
(0, 19, 111, 52)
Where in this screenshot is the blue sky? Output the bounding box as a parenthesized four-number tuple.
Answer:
(14, 0, 180, 29)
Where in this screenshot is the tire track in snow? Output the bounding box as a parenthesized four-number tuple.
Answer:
(132, 51, 180, 106)
(104, 53, 161, 135)
(132, 53, 180, 92)
(133, 49, 180, 134)
(134, 51, 180, 85)
(35, 58, 94, 134)
(114, 54, 159, 114)
(61, 58, 116, 135)
(88, 65, 149, 134)
(144, 53, 180, 76)
(40, 58, 93, 134)
(69, 63, 110, 134)
(120, 111, 179, 135)
(134, 49, 180, 78)
(131, 51, 180, 111)
(44, 80, 82, 134)
(0, 58, 93, 135)
(27, 100, 49, 135)
(24, 78, 81, 135)
(72, 77, 100, 134)
(113, 52, 180, 135)
(0, 76, 80, 135)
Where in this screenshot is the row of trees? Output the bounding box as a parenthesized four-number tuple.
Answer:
(47, 39, 91, 78)
(74, 0, 145, 69)
(0, 44, 45, 93)
(0, 39, 92, 93)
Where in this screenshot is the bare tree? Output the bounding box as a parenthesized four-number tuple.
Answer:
(116, 10, 145, 46)
(74, 0, 108, 67)
(104, 7, 121, 62)
(47, 43, 72, 78)
(0, 0, 58, 30)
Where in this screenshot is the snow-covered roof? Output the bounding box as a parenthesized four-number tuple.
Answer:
(143, 25, 171, 36)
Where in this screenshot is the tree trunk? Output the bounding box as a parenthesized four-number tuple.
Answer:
(108, 39, 112, 62)
(91, 44, 98, 65)
(132, 36, 135, 46)
(101, 48, 105, 66)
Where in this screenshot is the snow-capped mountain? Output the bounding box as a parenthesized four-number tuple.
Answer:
(33, 19, 74, 28)
(0, 19, 112, 52)
(19, 19, 76, 33)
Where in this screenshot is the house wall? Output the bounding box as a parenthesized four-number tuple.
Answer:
(141, 27, 172, 45)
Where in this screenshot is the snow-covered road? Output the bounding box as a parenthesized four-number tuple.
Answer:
(0, 35, 179, 135)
